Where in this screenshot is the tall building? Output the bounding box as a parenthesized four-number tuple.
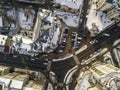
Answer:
(23, 80, 44, 90)
(75, 62, 120, 90)
(96, 0, 113, 11)
(10, 74, 29, 89)
(0, 72, 46, 90)
(55, 0, 83, 13)
(0, 65, 10, 76)
(0, 35, 10, 53)
(106, 7, 120, 19)
(113, 39, 120, 67)
(0, 72, 19, 90)
(17, 6, 40, 44)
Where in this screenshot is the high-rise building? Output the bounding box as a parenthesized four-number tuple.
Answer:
(0, 35, 10, 53)
(23, 80, 44, 90)
(75, 62, 120, 90)
(106, 7, 120, 19)
(96, 0, 113, 11)
(113, 39, 120, 67)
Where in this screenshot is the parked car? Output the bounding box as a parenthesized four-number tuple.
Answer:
(62, 38, 67, 43)
(64, 28, 68, 34)
(75, 44, 80, 49)
(63, 27, 69, 37)
(77, 35, 82, 40)
(61, 42, 66, 49)
(72, 32, 77, 36)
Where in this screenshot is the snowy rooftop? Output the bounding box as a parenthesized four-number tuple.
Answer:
(56, 10, 79, 27)
(18, 8, 35, 30)
(86, 1, 115, 35)
(0, 35, 8, 46)
(56, 0, 83, 9)
(10, 74, 29, 89)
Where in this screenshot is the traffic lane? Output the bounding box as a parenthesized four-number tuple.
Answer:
(0, 56, 25, 68)
(77, 26, 120, 61)
(51, 58, 76, 82)
(0, 53, 47, 70)
(94, 25, 120, 43)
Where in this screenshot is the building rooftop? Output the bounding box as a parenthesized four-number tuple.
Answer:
(56, 0, 83, 10)
(10, 74, 29, 89)
(0, 35, 8, 46)
(24, 80, 44, 90)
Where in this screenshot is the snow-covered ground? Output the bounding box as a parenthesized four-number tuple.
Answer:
(56, 10, 79, 27)
(86, 1, 115, 36)
(56, 0, 83, 10)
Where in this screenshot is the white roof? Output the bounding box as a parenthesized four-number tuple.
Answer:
(20, 43, 31, 51)
(86, 1, 115, 33)
(10, 74, 29, 89)
(0, 73, 19, 87)
(22, 38, 33, 44)
(10, 79, 24, 89)
(0, 78, 11, 87)
(56, 0, 83, 9)
(0, 35, 8, 46)
(56, 10, 79, 27)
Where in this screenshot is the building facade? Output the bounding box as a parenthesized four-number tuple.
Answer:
(113, 39, 120, 67)
(106, 7, 120, 19)
(96, 0, 113, 11)
(0, 35, 10, 53)
(75, 62, 120, 90)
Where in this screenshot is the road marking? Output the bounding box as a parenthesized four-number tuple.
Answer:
(73, 55, 80, 65)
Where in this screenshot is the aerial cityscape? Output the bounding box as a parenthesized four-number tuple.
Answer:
(0, 0, 120, 90)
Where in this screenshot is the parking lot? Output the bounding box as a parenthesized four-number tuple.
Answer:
(57, 27, 87, 55)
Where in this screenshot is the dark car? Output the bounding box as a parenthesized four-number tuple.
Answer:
(64, 28, 68, 34)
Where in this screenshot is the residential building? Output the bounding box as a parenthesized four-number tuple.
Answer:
(106, 7, 120, 19)
(10, 74, 29, 90)
(17, 7, 37, 43)
(12, 7, 61, 55)
(0, 68, 46, 90)
(0, 35, 10, 53)
(55, 0, 83, 13)
(75, 62, 120, 90)
(96, 0, 113, 11)
(113, 39, 120, 67)
(23, 80, 44, 90)
(0, 72, 19, 90)
(0, 65, 10, 76)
